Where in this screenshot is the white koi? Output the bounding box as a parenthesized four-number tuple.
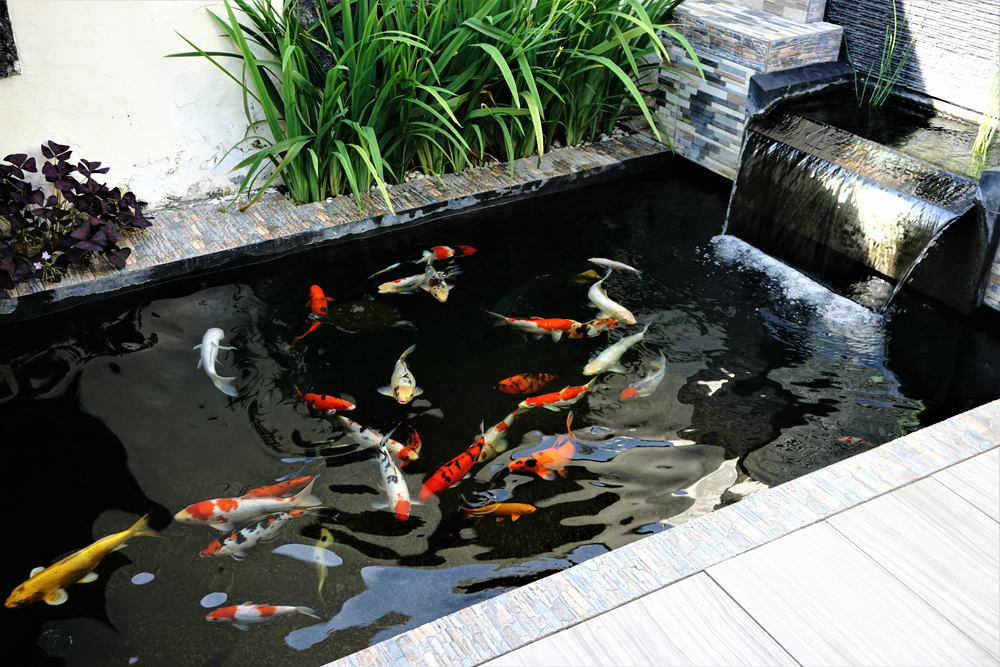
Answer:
(373, 433, 412, 521)
(621, 351, 667, 400)
(377, 273, 427, 294)
(587, 270, 636, 325)
(174, 477, 323, 532)
(194, 328, 238, 396)
(378, 344, 422, 404)
(589, 257, 642, 276)
(334, 416, 419, 465)
(583, 322, 650, 376)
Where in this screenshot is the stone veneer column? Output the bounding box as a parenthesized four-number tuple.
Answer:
(655, 0, 841, 179)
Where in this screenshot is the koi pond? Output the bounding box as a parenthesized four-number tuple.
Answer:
(2, 162, 998, 666)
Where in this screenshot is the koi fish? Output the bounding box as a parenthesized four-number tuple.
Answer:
(460, 503, 536, 522)
(836, 436, 873, 446)
(404, 425, 423, 460)
(201, 509, 309, 560)
(315, 528, 334, 599)
(418, 245, 476, 264)
(378, 344, 423, 404)
(291, 321, 323, 346)
(517, 378, 597, 412)
(418, 437, 486, 501)
(6, 514, 157, 608)
(174, 477, 322, 532)
(378, 273, 427, 295)
(487, 312, 587, 342)
(566, 317, 622, 338)
(478, 409, 520, 463)
(194, 328, 238, 396)
(583, 322, 650, 376)
(589, 257, 642, 276)
(290, 286, 334, 345)
(206, 603, 320, 631)
(373, 434, 412, 521)
(509, 438, 576, 481)
(243, 475, 316, 498)
(334, 416, 418, 465)
(422, 263, 460, 302)
(587, 269, 636, 324)
(620, 351, 666, 400)
(496, 372, 558, 395)
(296, 388, 356, 414)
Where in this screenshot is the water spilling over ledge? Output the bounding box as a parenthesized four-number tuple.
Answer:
(725, 109, 990, 312)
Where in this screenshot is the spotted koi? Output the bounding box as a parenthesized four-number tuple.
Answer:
(201, 509, 309, 560)
(418, 437, 486, 501)
(174, 477, 322, 532)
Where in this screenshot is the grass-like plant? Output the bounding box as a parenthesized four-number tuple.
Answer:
(844, 0, 925, 107)
(969, 66, 999, 179)
(169, 0, 700, 210)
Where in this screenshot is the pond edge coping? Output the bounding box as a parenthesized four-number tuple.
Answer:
(0, 133, 671, 321)
(323, 398, 1000, 667)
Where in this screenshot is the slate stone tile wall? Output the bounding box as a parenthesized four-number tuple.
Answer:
(825, 0, 1000, 115)
(657, 0, 841, 179)
(736, 0, 828, 23)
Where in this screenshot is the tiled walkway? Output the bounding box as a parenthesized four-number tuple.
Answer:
(329, 400, 1000, 667)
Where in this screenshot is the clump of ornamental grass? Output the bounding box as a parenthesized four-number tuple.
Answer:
(168, 0, 701, 211)
(0, 141, 153, 299)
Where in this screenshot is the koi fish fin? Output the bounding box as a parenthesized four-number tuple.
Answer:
(210, 522, 235, 532)
(45, 589, 69, 605)
(30, 567, 45, 577)
(79, 572, 99, 584)
(400, 344, 417, 359)
(231, 551, 246, 562)
(538, 469, 557, 481)
(232, 623, 251, 631)
(220, 345, 236, 351)
(298, 607, 321, 620)
(127, 514, 159, 540)
(196, 357, 203, 369)
(294, 477, 323, 508)
(486, 312, 508, 327)
(412, 387, 424, 398)
(608, 364, 627, 374)
(193, 344, 203, 350)
(377, 385, 394, 397)
(550, 330, 563, 342)
(212, 375, 239, 397)
(496, 438, 510, 454)
(530, 333, 544, 340)
(542, 405, 563, 412)
(372, 501, 389, 510)
(510, 515, 520, 521)
(496, 517, 504, 522)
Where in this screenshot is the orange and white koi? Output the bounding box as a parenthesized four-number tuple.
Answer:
(418, 437, 485, 501)
(194, 328, 238, 397)
(566, 317, 622, 338)
(201, 509, 309, 560)
(206, 603, 320, 631)
(174, 477, 322, 532)
(378, 344, 423, 404)
(477, 409, 520, 463)
(496, 372, 557, 395)
(587, 269, 636, 324)
(487, 312, 587, 342)
(508, 437, 576, 481)
(621, 351, 666, 400)
(296, 388, 356, 414)
(589, 257, 642, 276)
(373, 434, 412, 521)
(334, 416, 419, 465)
(460, 502, 536, 522)
(418, 245, 477, 264)
(378, 273, 427, 295)
(6, 514, 157, 608)
(583, 322, 650, 376)
(517, 378, 597, 412)
(243, 475, 315, 498)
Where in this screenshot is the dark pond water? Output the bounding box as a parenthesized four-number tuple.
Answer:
(1, 161, 998, 666)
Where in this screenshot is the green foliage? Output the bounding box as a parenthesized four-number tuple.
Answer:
(844, 0, 924, 107)
(168, 0, 701, 210)
(969, 66, 999, 179)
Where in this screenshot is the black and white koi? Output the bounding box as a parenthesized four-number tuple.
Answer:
(201, 509, 309, 561)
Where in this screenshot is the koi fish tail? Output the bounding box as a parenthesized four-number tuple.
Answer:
(126, 514, 160, 540)
(295, 477, 323, 508)
(212, 375, 239, 397)
(368, 262, 403, 280)
(297, 606, 321, 620)
(486, 312, 508, 327)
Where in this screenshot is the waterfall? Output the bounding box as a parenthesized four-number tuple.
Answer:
(725, 110, 979, 311)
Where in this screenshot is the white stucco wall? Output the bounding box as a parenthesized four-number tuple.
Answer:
(0, 1, 270, 209)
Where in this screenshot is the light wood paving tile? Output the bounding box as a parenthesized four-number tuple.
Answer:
(933, 449, 1000, 522)
(482, 573, 798, 667)
(828, 475, 1000, 660)
(707, 522, 999, 666)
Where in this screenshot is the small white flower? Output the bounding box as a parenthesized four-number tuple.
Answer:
(41, 251, 51, 260)
(33, 262, 43, 270)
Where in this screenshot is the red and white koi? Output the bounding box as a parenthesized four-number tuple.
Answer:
(487, 312, 587, 342)
(418, 245, 477, 264)
(174, 477, 322, 532)
(377, 273, 427, 295)
(620, 351, 666, 400)
(334, 416, 419, 465)
(422, 263, 460, 302)
(373, 435, 412, 521)
(583, 322, 650, 376)
(194, 328, 238, 397)
(206, 603, 320, 631)
(378, 344, 423, 404)
(587, 269, 636, 324)
(477, 409, 520, 463)
(517, 378, 597, 412)
(418, 437, 485, 501)
(566, 317, 622, 338)
(296, 388, 356, 414)
(201, 509, 309, 560)
(589, 257, 642, 277)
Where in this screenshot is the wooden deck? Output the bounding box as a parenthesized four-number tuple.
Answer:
(485, 448, 999, 667)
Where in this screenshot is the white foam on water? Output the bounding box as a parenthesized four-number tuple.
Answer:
(710, 235, 880, 327)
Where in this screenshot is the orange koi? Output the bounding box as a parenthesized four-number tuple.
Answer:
(460, 503, 536, 522)
(243, 475, 315, 499)
(291, 285, 334, 345)
(508, 440, 576, 480)
(836, 436, 873, 446)
(496, 373, 558, 395)
(517, 379, 596, 412)
(418, 438, 485, 501)
(296, 388, 356, 414)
